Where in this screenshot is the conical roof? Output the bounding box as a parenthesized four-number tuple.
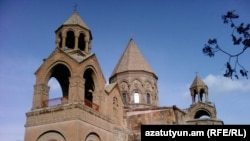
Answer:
(110, 39, 155, 77)
(190, 75, 207, 89)
(63, 11, 90, 30)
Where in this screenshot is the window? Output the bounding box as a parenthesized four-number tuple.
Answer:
(134, 92, 139, 103)
(146, 93, 151, 104)
(122, 93, 128, 104)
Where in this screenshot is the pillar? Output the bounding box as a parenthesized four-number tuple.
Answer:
(84, 37, 89, 53)
(68, 75, 85, 103)
(74, 34, 79, 50)
(32, 84, 49, 109)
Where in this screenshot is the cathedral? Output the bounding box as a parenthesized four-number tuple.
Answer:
(24, 10, 223, 141)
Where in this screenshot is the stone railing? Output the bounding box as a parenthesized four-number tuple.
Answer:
(42, 97, 68, 107)
(84, 99, 99, 111)
(42, 97, 99, 111)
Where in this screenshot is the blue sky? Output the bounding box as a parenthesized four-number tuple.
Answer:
(0, 0, 250, 140)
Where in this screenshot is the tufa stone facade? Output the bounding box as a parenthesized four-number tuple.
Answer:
(24, 11, 223, 141)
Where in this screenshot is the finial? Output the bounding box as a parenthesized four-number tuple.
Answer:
(73, 3, 78, 12)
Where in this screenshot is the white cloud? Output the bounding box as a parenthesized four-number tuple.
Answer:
(203, 74, 250, 94)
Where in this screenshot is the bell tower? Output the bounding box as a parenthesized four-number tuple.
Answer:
(185, 75, 223, 125)
(55, 10, 92, 54)
(24, 10, 114, 141)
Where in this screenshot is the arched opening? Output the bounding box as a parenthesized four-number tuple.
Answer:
(200, 89, 205, 102)
(194, 109, 211, 119)
(65, 31, 75, 49)
(78, 33, 85, 51)
(134, 92, 139, 103)
(45, 64, 70, 107)
(37, 131, 66, 141)
(193, 89, 198, 102)
(122, 92, 128, 104)
(85, 132, 101, 141)
(84, 68, 95, 108)
(47, 77, 62, 106)
(146, 93, 151, 104)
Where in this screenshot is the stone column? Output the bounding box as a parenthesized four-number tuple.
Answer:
(68, 75, 85, 103)
(74, 34, 79, 50)
(84, 37, 89, 53)
(32, 84, 49, 109)
(205, 90, 209, 102)
(198, 90, 201, 102)
(62, 35, 66, 49)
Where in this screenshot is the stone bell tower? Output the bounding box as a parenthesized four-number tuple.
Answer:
(24, 10, 114, 141)
(185, 75, 223, 125)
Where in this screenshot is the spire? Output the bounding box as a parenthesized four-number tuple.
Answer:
(63, 10, 90, 30)
(110, 39, 155, 78)
(190, 75, 207, 89)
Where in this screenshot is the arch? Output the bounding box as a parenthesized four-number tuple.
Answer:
(48, 64, 71, 98)
(122, 91, 129, 104)
(82, 65, 101, 90)
(193, 89, 198, 103)
(48, 77, 62, 100)
(37, 130, 66, 141)
(200, 88, 206, 102)
(130, 78, 143, 87)
(134, 92, 140, 103)
(146, 93, 151, 104)
(44, 61, 72, 84)
(78, 32, 86, 51)
(120, 80, 129, 91)
(84, 132, 101, 141)
(194, 109, 211, 119)
(144, 80, 153, 90)
(65, 30, 75, 49)
(84, 68, 95, 103)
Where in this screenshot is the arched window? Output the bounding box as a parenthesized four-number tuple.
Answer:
(122, 93, 128, 104)
(78, 33, 85, 51)
(134, 92, 139, 103)
(65, 31, 75, 49)
(146, 93, 151, 104)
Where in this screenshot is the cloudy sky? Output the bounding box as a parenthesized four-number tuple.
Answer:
(0, 0, 250, 140)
